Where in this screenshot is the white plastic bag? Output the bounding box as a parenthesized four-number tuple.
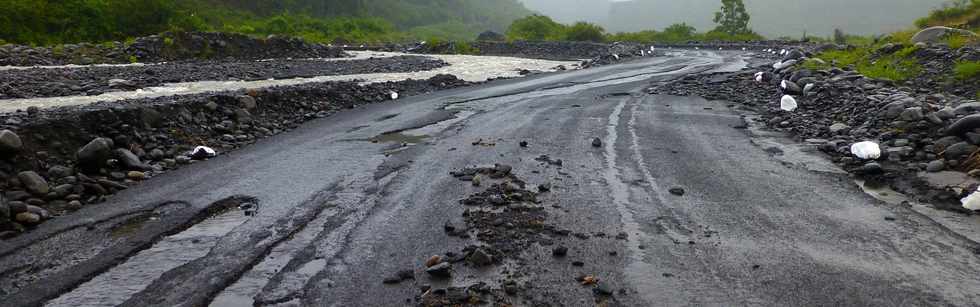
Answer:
(754, 72, 764, 82)
(780, 95, 798, 112)
(390, 91, 399, 100)
(850, 141, 881, 160)
(962, 188, 980, 211)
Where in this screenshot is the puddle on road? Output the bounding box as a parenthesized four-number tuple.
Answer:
(369, 110, 477, 147)
(856, 179, 909, 205)
(45, 200, 257, 307)
(370, 132, 429, 145)
(108, 213, 160, 239)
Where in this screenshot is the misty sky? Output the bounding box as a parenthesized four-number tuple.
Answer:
(520, 0, 953, 37)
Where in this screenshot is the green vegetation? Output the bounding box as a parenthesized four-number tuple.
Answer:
(803, 0, 980, 83)
(0, 0, 532, 46)
(915, 0, 980, 31)
(564, 22, 607, 43)
(803, 40, 922, 81)
(955, 61, 980, 80)
(505, 15, 607, 43)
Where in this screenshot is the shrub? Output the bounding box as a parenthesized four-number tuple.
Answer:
(506, 14, 565, 41)
(955, 61, 980, 80)
(564, 22, 606, 42)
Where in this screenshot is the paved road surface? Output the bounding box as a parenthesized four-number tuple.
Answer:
(2, 51, 979, 307)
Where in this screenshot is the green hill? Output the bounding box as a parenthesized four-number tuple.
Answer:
(0, 0, 532, 46)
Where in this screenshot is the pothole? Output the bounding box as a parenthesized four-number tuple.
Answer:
(44, 197, 258, 307)
(370, 132, 430, 145)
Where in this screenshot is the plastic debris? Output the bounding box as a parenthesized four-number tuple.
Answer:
(773, 60, 796, 70)
(613, 54, 620, 60)
(390, 91, 399, 100)
(850, 141, 881, 160)
(962, 188, 980, 211)
(803, 83, 815, 94)
(754, 72, 764, 82)
(650, 46, 655, 52)
(189, 146, 217, 160)
(780, 95, 798, 112)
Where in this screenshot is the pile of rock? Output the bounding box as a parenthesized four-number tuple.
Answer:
(0, 74, 470, 238)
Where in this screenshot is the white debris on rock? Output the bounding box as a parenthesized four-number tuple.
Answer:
(772, 60, 796, 70)
(390, 91, 399, 100)
(850, 141, 881, 160)
(780, 95, 798, 112)
(613, 54, 620, 60)
(962, 188, 980, 211)
(189, 146, 217, 159)
(754, 72, 764, 82)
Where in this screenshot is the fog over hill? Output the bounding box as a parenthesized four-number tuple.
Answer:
(521, 0, 953, 37)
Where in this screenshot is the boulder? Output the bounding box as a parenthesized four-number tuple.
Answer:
(944, 142, 978, 160)
(17, 171, 49, 195)
(114, 148, 150, 171)
(77, 137, 114, 171)
(899, 107, 924, 122)
(0, 129, 22, 157)
(780, 80, 803, 95)
(910, 26, 978, 44)
(946, 114, 980, 136)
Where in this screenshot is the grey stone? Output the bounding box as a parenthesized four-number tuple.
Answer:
(17, 171, 49, 195)
(954, 102, 980, 115)
(47, 165, 73, 179)
(467, 248, 494, 266)
(911, 26, 978, 44)
(946, 114, 980, 136)
(829, 123, 850, 134)
(425, 262, 452, 277)
(780, 80, 803, 95)
(935, 107, 955, 119)
(113, 148, 149, 171)
(967, 132, 980, 145)
(926, 160, 945, 172)
(0, 129, 22, 156)
(15, 212, 40, 224)
(238, 96, 257, 110)
(77, 137, 114, 170)
(944, 142, 977, 160)
(899, 107, 924, 122)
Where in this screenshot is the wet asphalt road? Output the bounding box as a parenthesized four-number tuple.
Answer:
(2, 51, 980, 306)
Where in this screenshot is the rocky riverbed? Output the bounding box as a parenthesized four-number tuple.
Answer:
(0, 56, 447, 99)
(649, 43, 980, 214)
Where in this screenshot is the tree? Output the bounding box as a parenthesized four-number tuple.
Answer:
(564, 22, 605, 42)
(712, 0, 751, 35)
(506, 14, 564, 41)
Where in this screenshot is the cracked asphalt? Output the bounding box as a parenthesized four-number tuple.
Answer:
(2, 50, 979, 306)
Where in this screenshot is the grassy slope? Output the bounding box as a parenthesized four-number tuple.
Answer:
(0, 0, 532, 46)
(802, 1, 978, 85)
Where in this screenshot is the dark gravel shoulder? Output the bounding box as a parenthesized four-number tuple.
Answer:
(0, 55, 448, 99)
(0, 74, 470, 239)
(649, 44, 980, 214)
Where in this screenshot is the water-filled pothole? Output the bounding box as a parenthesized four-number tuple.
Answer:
(45, 197, 258, 307)
(370, 132, 430, 145)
